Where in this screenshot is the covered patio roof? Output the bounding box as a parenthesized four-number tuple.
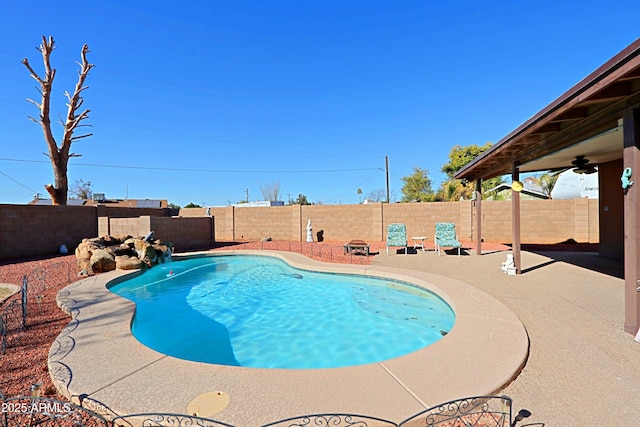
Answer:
(455, 38, 640, 181)
(453, 37, 640, 336)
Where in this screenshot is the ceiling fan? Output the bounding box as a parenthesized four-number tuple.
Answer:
(572, 155, 597, 174)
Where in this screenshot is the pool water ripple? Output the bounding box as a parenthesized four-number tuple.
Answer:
(109, 255, 455, 369)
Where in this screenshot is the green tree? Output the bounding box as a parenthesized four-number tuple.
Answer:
(292, 194, 312, 205)
(184, 202, 202, 208)
(434, 180, 466, 201)
(441, 143, 494, 178)
(400, 167, 433, 202)
(441, 143, 504, 199)
(535, 172, 558, 198)
(168, 202, 180, 209)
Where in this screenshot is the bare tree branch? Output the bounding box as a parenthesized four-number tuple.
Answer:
(61, 43, 94, 161)
(25, 98, 41, 109)
(70, 133, 93, 142)
(21, 58, 45, 85)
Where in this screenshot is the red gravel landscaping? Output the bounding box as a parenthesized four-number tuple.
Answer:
(0, 255, 79, 398)
(0, 240, 514, 400)
(0, 243, 384, 399)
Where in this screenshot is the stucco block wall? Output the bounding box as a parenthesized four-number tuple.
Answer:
(97, 206, 168, 236)
(302, 204, 382, 242)
(382, 202, 469, 242)
(150, 217, 214, 251)
(520, 199, 598, 244)
(234, 206, 301, 241)
(107, 216, 214, 251)
(0, 199, 603, 261)
(197, 200, 601, 245)
(207, 207, 234, 241)
(96, 205, 168, 219)
(175, 208, 208, 218)
(0, 204, 97, 260)
(108, 217, 145, 237)
(478, 201, 512, 242)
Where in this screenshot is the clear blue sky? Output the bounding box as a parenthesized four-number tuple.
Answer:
(1, 1, 638, 207)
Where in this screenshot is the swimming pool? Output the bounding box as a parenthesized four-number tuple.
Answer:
(108, 254, 455, 369)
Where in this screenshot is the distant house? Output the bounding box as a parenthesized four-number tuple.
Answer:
(485, 178, 549, 200)
(29, 194, 168, 208)
(232, 201, 285, 207)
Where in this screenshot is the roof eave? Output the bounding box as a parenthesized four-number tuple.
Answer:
(455, 37, 640, 181)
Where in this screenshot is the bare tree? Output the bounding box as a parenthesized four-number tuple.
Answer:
(22, 36, 94, 205)
(260, 181, 281, 201)
(69, 178, 93, 199)
(367, 188, 387, 202)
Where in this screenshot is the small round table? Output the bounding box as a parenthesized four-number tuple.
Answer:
(412, 236, 428, 252)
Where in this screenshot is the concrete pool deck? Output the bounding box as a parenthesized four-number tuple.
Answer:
(49, 250, 528, 425)
(374, 248, 640, 426)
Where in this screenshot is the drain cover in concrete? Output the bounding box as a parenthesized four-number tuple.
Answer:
(186, 391, 230, 417)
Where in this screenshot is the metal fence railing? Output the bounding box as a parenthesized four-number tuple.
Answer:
(0, 261, 74, 357)
(0, 394, 542, 427)
(211, 241, 377, 265)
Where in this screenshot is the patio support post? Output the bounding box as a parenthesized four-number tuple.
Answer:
(475, 178, 482, 255)
(623, 107, 640, 335)
(511, 163, 522, 274)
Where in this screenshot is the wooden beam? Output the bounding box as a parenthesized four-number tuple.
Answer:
(618, 68, 640, 81)
(529, 122, 562, 135)
(623, 107, 640, 335)
(576, 82, 630, 106)
(550, 107, 589, 122)
(511, 164, 522, 274)
(475, 179, 482, 255)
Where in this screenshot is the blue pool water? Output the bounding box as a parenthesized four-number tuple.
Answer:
(108, 255, 455, 369)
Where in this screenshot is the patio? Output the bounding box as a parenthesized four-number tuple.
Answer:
(373, 248, 638, 426)
(1, 244, 638, 426)
(44, 250, 528, 426)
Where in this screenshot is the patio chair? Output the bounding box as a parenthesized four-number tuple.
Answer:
(434, 222, 462, 256)
(386, 223, 408, 255)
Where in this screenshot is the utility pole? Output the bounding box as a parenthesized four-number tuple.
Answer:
(385, 156, 390, 203)
(245, 188, 249, 203)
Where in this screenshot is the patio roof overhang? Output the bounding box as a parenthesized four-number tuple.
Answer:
(455, 38, 640, 181)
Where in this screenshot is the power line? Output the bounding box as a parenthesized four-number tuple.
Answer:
(0, 169, 39, 195)
(0, 157, 383, 174)
(325, 169, 384, 203)
(90, 117, 383, 160)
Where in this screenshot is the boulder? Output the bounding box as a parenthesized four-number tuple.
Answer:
(90, 248, 116, 273)
(112, 243, 135, 257)
(75, 234, 173, 272)
(116, 255, 146, 270)
(75, 239, 93, 272)
(115, 234, 133, 244)
(134, 239, 158, 266)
